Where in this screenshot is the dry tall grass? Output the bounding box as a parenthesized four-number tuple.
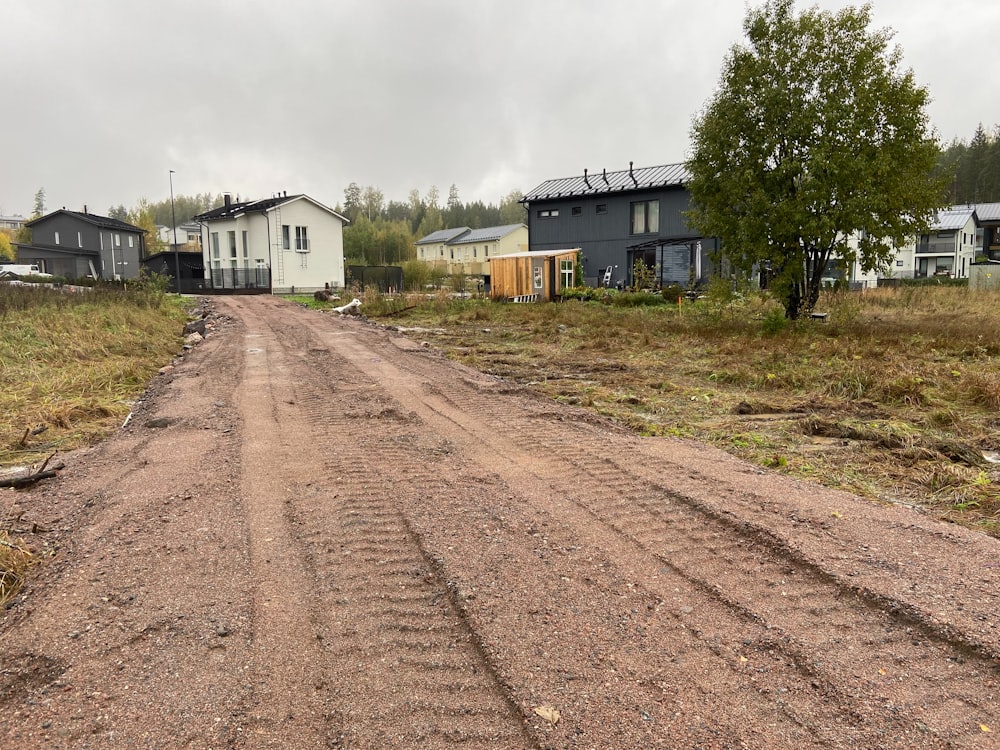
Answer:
(369, 284, 1000, 535)
(0, 284, 189, 466)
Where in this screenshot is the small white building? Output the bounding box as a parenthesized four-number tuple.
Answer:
(194, 193, 348, 293)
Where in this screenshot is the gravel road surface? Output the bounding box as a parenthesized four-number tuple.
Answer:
(2, 295, 998, 749)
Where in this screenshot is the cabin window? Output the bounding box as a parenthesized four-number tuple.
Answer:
(630, 200, 659, 235)
(596, 204, 608, 214)
(537, 209, 559, 218)
(572, 206, 582, 216)
(282, 225, 290, 250)
(560, 259, 574, 288)
(54, 231, 60, 245)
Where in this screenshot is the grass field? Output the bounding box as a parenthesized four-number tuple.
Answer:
(0, 282, 190, 606)
(353, 283, 1000, 536)
(0, 284, 190, 468)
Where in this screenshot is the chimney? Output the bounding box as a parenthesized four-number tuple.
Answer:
(583, 168, 591, 189)
(224, 193, 232, 207)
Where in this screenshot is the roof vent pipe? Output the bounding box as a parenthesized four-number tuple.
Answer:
(629, 161, 638, 186)
(583, 169, 591, 189)
(602, 168, 609, 185)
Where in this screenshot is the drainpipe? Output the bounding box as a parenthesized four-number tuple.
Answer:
(263, 208, 273, 294)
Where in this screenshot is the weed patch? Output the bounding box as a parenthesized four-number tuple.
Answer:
(372, 285, 1000, 536)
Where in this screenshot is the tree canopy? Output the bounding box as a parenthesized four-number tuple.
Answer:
(937, 123, 1000, 203)
(686, 0, 946, 317)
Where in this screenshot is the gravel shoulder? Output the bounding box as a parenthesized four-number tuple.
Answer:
(2, 295, 998, 749)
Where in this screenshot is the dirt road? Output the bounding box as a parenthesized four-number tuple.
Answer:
(2, 295, 999, 749)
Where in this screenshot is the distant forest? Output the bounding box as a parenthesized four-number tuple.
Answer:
(937, 123, 1000, 204)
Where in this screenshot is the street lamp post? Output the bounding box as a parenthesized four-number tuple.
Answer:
(169, 170, 180, 293)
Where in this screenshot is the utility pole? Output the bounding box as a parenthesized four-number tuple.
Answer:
(169, 170, 180, 293)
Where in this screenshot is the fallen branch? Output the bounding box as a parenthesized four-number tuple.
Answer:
(0, 453, 61, 489)
(0, 470, 58, 489)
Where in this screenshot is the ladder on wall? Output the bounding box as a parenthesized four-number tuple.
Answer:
(273, 203, 284, 286)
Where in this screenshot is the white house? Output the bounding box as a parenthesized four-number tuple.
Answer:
(194, 193, 348, 293)
(415, 224, 528, 277)
(898, 206, 979, 279)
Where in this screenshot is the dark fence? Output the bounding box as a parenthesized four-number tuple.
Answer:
(346, 265, 403, 293)
(205, 267, 271, 293)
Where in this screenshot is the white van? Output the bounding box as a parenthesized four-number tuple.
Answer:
(0, 264, 53, 278)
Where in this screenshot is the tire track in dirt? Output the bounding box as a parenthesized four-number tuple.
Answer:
(303, 310, 1000, 749)
(228, 297, 538, 749)
(307, 318, 863, 746)
(215, 298, 1000, 748)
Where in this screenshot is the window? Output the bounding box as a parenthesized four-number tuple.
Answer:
(242, 230, 249, 260)
(228, 231, 237, 267)
(560, 259, 575, 288)
(533, 265, 543, 289)
(128, 235, 134, 248)
(295, 226, 309, 252)
(473, 247, 477, 258)
(77, 231, 83, 247)
(210, 233, 220, 267)
(596, 204, 608, 215)
(281, 225, 290, 250)
(485, 246, 489, 257)
(114, 233, 121, 247)
(450, 248, 454, 259)
(630, 200, 659, 234)
(537, 209, 559, 218)
(571, 206, 582, 216)
(54, 231, 60, 245)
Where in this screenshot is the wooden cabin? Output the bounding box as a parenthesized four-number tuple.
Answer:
(488, 248, 580, 302)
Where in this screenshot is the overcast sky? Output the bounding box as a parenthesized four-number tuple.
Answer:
(3, 0, 998, 219)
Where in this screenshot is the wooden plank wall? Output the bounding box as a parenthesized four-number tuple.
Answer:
(489, 250, 578, 301)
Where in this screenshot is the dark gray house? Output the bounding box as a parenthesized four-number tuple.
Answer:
(16, 209, 146, 281)
(521, 162, 717, 289)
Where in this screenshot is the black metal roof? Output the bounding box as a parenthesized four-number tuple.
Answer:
(26, 209, 143, 233)
(193, 195, 303, 221)
(521, 163, 690, 203)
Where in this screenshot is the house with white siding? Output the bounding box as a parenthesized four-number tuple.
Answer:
(194, 193, 348, 293)
(416, 224, 528, 278)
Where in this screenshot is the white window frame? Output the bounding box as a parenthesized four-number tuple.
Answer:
(295, 226, 309, 252)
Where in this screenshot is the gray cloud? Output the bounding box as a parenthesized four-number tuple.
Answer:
(3, 0, 997, 217)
